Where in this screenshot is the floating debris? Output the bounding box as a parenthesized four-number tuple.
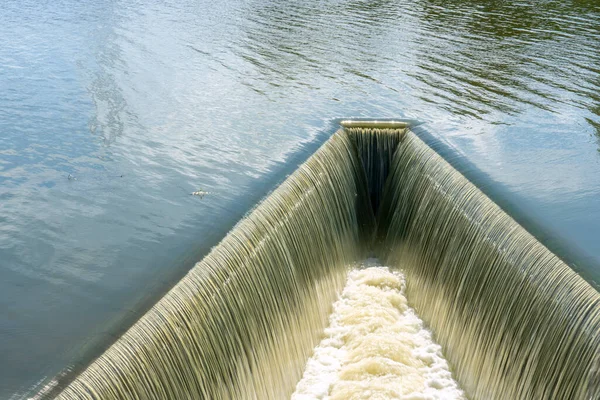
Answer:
(191, 190, 211, 198)
(67, 174, 77, 181)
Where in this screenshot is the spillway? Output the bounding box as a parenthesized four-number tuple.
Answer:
(53, 121, 600, 399)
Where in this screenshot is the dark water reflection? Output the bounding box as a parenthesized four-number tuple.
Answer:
(0, 0, 599, 397)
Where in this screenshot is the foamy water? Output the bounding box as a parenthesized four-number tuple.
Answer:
(292, 264, 465, 400)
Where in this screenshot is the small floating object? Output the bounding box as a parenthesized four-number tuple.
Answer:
(191, 190, 210, 198)
(67, 174, 77, 181)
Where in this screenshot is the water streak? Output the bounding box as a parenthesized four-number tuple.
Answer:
(343, 125, 406, 214)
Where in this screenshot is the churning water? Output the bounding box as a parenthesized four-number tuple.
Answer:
(1, 0, 600, 398)
(292, 264, 465, 400)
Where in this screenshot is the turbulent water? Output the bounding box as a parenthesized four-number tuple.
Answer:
(292, 264, 465, 400)
(1, 0, 600, 398)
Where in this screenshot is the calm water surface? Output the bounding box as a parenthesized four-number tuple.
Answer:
(1, 0, 599, 397)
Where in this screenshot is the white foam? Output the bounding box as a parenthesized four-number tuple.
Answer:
(292, 265, 465, 400)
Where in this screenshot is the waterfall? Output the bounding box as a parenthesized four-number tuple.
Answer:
(56, 131, 373, 399)
(54, 122, 600, 399)
(376, 130, 600, 399)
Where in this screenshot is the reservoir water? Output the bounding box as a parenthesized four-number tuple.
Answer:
(1, 0, 599, 398)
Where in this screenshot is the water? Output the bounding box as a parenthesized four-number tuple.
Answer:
(56, 130, 372, 399)
(377, 128, 600, 399)
(0, 0, 599, 397)
(54, 126, 600, 398)
(292, 264, 465, 400)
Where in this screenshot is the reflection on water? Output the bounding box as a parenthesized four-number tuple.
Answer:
(0, 0, 599, 397)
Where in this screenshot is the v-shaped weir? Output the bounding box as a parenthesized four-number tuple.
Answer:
(55, 122, 599, 400)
